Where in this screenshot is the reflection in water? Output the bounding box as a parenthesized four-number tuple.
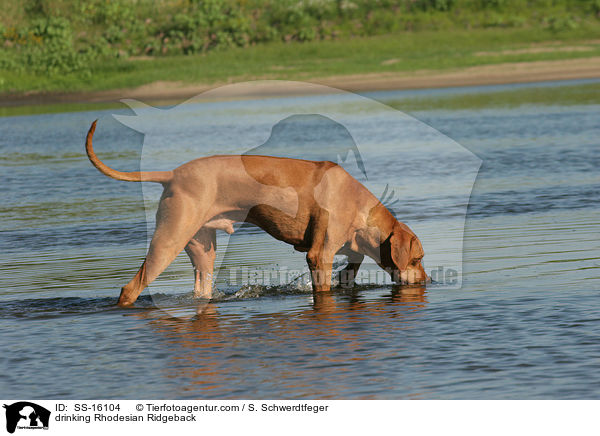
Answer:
(133, 287, 427, 398)
(312, 286, 427, 313)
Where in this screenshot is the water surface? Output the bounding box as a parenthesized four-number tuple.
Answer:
(0, 79, 599, 399)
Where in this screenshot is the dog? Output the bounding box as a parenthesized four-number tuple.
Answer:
(85, 120, 428, 306)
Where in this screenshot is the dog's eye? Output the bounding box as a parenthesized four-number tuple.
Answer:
(411, 258, 422, 266)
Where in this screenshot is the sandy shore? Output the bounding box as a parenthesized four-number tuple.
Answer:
(3, 56, 600, 107)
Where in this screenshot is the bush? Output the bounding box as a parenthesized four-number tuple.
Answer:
(414, 0, 455, 12)
(0, 0, 598, 76)
(1, 17, 91, 75)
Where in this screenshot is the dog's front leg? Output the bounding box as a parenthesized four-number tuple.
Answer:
(338, 251, 364, 288)
(305, 209, 340, 292)
(306, 248, 336, 292)
(184, 228, 217, 299)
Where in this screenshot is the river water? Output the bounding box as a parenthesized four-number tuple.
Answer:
(0, 79, 598, 399)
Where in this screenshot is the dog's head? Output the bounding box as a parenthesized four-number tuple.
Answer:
(382, 222, 428, 284)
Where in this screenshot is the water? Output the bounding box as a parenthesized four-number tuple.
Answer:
(1, 79, 599, 399)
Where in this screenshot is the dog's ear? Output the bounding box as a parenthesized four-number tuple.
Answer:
(390, 229, 412, 270)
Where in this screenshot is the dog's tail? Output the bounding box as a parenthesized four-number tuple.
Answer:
(85, 120, 173, 184)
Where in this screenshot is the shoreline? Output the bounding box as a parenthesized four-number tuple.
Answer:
(2, 56, 600, 107)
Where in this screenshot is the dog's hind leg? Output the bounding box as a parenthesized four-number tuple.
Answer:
(184, 228, 216, 299)
(118, 190, 205, 306)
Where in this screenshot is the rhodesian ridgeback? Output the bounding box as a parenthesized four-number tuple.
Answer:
(85, 121, 428, 306)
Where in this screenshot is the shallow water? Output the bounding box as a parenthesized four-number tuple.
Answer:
(0, 79, 599, 399)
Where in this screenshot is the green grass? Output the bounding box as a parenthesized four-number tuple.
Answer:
(2, 25, 600, 96)
(2, 0, 600, 97)
(385, 81, 600, 111)
(0, 101, 123, 117)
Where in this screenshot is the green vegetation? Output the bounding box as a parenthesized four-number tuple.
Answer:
(386, 80, 600, 111)
(0, 0, 599, 95)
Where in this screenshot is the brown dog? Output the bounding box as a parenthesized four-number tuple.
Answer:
(85, 121, 428, 306)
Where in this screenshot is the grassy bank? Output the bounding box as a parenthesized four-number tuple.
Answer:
(2, 26, 600, 96)
(1, 0, 600, 96)
(2, 73, 599, 117)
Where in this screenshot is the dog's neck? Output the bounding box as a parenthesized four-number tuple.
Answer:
(366, 202, 396, 237)
(355, 202, 397, 261)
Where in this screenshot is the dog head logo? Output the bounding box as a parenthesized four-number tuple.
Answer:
(3, 402, 50, 433)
